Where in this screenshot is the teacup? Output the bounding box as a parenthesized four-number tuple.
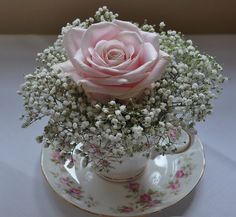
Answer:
(96, 128, 195, 182)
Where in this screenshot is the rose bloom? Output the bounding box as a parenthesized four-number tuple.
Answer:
(128, 182, 140, 192)
(175, 170, 185, 178)
(59, 177, 70, 185)
(56, 20, 170, 102)
(51, 151, 60, 162)
(140, 193, 152, 203)
(120, 206, 134, 213)
(168, 180, 180, 190)
(147, 199, 161, 207)
(69, 188, 81, 195)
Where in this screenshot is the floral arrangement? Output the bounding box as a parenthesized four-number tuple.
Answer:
(18, 6, 227, 170)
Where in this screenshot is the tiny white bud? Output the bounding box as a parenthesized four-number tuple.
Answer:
(115, 110, 121, 116)
(125, 115, 130, 120)
(109, 100, 116, 105)
(192, 83, 198, 89)
(159, 21, 165, 28)
(120, 105, 126, 112)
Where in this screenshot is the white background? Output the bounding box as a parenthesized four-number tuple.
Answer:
(0, 35, 235, 217)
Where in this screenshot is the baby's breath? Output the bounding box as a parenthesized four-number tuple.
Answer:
(18, 7, 227, 170)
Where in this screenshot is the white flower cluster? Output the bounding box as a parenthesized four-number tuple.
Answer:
(18, 7, 227, 170)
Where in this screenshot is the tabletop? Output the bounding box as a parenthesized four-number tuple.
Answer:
(0, 35, 235, 217)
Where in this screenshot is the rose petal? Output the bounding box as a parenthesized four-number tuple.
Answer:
(94, 40, 125, 59)
(116, 31, 143, 55)
(125, 46, 143, 70)
(111, 57, 133, 70)
(88, 47, 107, 66)
(63, 27, 86, 59)
(117, 50, 170, 99)
(125, 42, 157, 71)
(124, 45, 135, 59)
(53, 60, 82, 83)
(52, 60, 74, 73)
(70, 71, 83, 83)
(74, 50, 110, 77)
(94, 40, 134, 70)
(80, 79, 131, 96)
(140, 31, 159, 51)
(113, 20, 140, 34)
(107, 43, 158, 84)
(111, 45, 135, 68)
(99, 40, 127, 65)
(81, 22, 120, 58)
(86, 56, 129, 75)
(139, 42, 158, 64)
(84, 71, 147, 86)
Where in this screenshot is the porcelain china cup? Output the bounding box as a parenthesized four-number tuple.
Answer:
(94, 129, 194, 182)
(42, 133, 204, 217)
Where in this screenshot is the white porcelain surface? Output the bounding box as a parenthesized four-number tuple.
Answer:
(93, 128, 193, 182)
(95, 151, 149, 182)
(41, 135, 205, 217)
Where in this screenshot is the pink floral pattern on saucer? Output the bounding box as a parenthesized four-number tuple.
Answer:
(50, 151, 195, 213)
(116, 155, 194, 213)
(50, 171, 98, 208)
(167, 156, 194, 194)
(117, 182, 164, 213)
(43, 136, 204, 217)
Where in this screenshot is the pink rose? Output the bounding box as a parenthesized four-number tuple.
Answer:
(101, 159, 109, 167)
(175, 170, 185, 178)
(119, 206, 134, 213)
(59, 177, 70, 185)
(140, 193, 152, 203)
(57, 20, 170, 102)
(128, 182, 140, 192)
(69, 188, 81, 196)
(51, 151, 60, 162)
(168, 180, 180, 190)
(147, 199, 161, 207)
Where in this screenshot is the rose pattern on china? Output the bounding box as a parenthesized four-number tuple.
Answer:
(175, 170, 185, 178)
(57, 20, 170, 102)
(50, 153, 195, 213)
(118, 206, 134, 213)
(51, 151, 61, 164)
(59, 176, 70, 185)
(50, 172, 98, 207)
(168, 157, 194, 193)
(118, 181, 165, 212)
(128, 182, 140, 192)
(115, 156, 195, 213)
(168, 180, 180, 190)
(140, 193, 152, 203)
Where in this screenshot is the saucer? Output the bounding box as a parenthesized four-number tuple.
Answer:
(41, 135, 205, 217)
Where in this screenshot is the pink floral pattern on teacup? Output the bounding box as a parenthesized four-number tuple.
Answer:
(128, 182, 140, 192)
(175, 170, 185, 178)
(51, 151, 61, 164)
(140, 193, 152, 203)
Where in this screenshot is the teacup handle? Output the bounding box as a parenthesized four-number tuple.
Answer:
(150, 128, 196, 160)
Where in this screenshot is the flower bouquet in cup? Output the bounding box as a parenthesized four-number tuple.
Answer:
(18, 6, 227, 181)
